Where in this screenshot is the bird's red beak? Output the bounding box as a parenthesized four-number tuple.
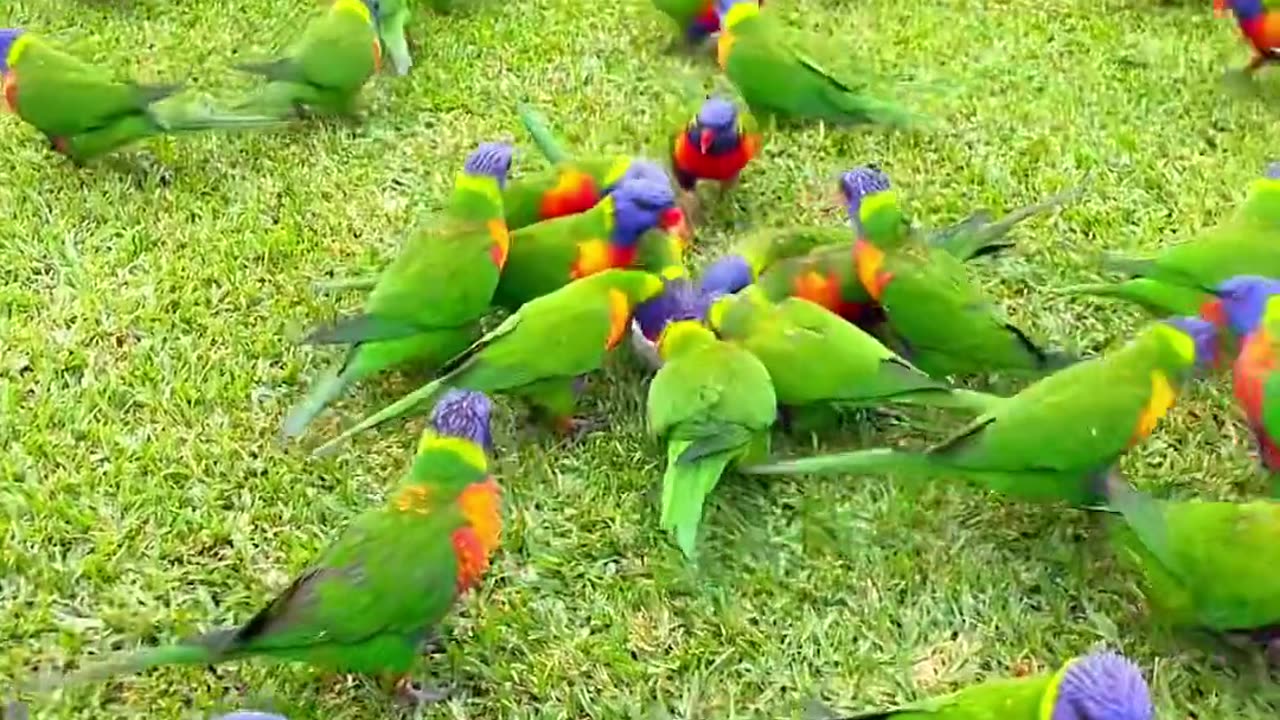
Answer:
(1200, 297, 1226, 329)
(1213, 0, 1227, 17)
(699, 129, 714, 154)
(660, 207, 692, 245)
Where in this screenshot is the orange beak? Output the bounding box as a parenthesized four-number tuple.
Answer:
(1213, 0, 1227, 17)
(699, 129, 714, 154)
(1199, 297, 1226, 329)
(660, 207, 692, 245)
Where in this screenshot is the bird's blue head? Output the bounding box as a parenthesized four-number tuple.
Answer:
(839, 165, 893, 227)
(463, 141, 514, 189)
(1217, 0, 1261, 21)
(616, 159, 673, 189)
(1160, 316, 1220, 369)
(634, 276, 708, 340)
(1050, 651, 1153, 720)
(687, 97, 741, 156)
(716, 0, 759, 26)
(1212, 274, 1280, 337)
(429, 389, 494, 454)
(609, 178, 679, 248)
(697, 255, 754, 298)
(0, 28, 26, 74)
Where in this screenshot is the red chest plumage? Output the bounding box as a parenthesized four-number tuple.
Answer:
(2, 72, 19, 113)
(539, 172, 601, 221)
(672, 132, 758, 182)
(1233, 331, 1280, 469)
(1241, 14, 1280, 54)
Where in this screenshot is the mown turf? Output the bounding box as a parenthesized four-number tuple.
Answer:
(3, 0, 1280, 717)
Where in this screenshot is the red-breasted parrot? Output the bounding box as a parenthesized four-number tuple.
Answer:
(714, 0, 916, 127)
(814, 650, 1153, 720)
(492, 177, 686, 311)
(707, 286, 998, 414)
(281, 142, 513, 439)
(741, 318, 1219, 506)
(1215, 0, 1280, 76)
(30, 390, 502, 705)
(1057, 162, 1280, 326)
(234, 0, 383, 118)
(0, 29, 285, 164)
(313, 269, 667, 455)
(647, 289, 776, 558)
(1106, 471, 1280, 657)
(650, 0, 765, 47)
(669, 96, 761, 219)
(1210, 275, 1280, 496)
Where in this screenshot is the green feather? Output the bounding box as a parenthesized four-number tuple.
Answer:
(518, 103, 571, 165)
(661, 440, 735, 559)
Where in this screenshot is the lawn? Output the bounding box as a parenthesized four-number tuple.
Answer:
(2, 0, 1280, 717)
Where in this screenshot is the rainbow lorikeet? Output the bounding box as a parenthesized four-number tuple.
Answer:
(647, 290, 776, 558)
(234, 0, 383, 118)
(650, 0, 766, 47)
(852, 189, 1072, 377)
(492, 177, 686, 311)
(504, 104, 692, 238)
(714, 0, 915, 127)
(1215, 0, 1280, 76)
(0, 29, 285, 164)
(669, 96, 761, 213)
(1209, 275, 1280, 495)
(31, 390, 502, 705)
(313, 269, 667, 455)
(707, 286, 999, 414)
(813, 650, 1153, 720)
(1058, 162, 1280, 326)
(742, 318, 1219, 506)
(281, 142, 513, 439)
(1105, 471, 1280, 656)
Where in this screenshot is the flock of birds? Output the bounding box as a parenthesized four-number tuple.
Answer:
(7, 0, 1280, 718)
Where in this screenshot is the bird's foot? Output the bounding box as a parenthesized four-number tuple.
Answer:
(393, 676, 452, 705)
(678, 189, 703, 228)
(553, 415, 605, 440)
(418, 631, 445, 656)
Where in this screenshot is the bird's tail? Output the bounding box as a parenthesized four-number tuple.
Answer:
(280, 361, 357, 440)
(739, 447, 936, 478)
(231, 83, 306, 121)
(938, 182, 1085, 261)
(661, 440, 736, 560)
(311, 377, 448, 457)
(894, 387, 1004, 414)
(833, 91, 922, 129)
(26, 637, 226, 695)
(151, 95, 293, 133)
(1101, 471, 1177, 569)
(1098, 252, 1157, 278)
(517, 103, 570, 164)
(1051, 279, 1210, 317)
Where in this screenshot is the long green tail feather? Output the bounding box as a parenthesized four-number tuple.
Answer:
(936, 182, 1085, 260)
(281, 362, 356, 440)
(661, 440, 734, 559)
(891, 388, 1002, 414)
(311, 377, 447, 457)
(517, 103, 570, 164)
(1051, 279, 1209, 317)
(28, 640, 221, 694)
(739, 447, 936, 477)
(832, 92, 920, 128)
(1099, 253, 1157, 278)
(1104, 472, 1176, 570)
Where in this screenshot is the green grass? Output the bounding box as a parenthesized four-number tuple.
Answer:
(3, 0, 1280, 717)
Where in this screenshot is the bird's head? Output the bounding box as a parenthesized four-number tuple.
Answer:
(611, 178, 680, 247)
(1210, 274, 1280, 337)
(0, 28, 27, 74)
(687, 97, 740, 155)
(697, 255, 754, 299)
(839, 165, 893, 228)
(428, 389, 494, 455)
(1049, 651, 1153, 720)
(463, 141, 514, 189)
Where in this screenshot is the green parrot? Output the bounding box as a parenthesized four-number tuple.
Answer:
(707, 286, 998, 414)
(491, 177, 686, 311)
(647, 306, 777, 559)
(281, 142, 514, 439)
(1105, 472, 1280, 655)
(812, 650, 1154, 719)
(741, 318, 1218, 506)
(0, 29, 285, 164)
(312, 269, 667, 455)
(713, 0, 916, 127)
(1056, 162, 1280, 322)
(30, 390, 503, 705)
(235, 0, 384, 118)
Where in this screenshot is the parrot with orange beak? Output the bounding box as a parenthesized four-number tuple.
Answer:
(670, 96, 762, 218)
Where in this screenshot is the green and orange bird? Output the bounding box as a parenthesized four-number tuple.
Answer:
(30, 390, 502, 705)
(313, 269, 667, 455)
(234, 0, 383, 118)
(812, 650, 1153, 720)
(282, 142, 513, 439)
(851, 182, 1073, 377)
(1058, 162, 1280, 326)
(1105, 471, 1280, 658)
(714, 0, 915, 127)
(491, 177, 686, 311)
(646, 285, 776, 558)
(1210, 275, 1280, 496)
(743, 318, 1219, 506)
(503, 104, 692, 238)
(0, 29, 284, 164)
